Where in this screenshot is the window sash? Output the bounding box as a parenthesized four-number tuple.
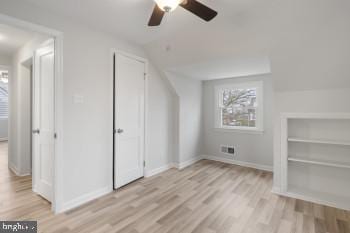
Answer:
(214, 81, 263, 132)
(0, 86, 8, 119)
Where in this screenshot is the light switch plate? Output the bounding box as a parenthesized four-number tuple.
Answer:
(73, 94, 84, 104)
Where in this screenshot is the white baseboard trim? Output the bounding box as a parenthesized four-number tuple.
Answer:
(144, 157, 203, 178)
(145, 164, 174, 177)
(202, 155, 273, 172)
(9, 163, 31, 176)
(9, 163, 19, 175)
(60, 186, 112, 213)
(273, 189, 350, 211)
(271, 186, 281, 194)
(175, 156, 203, 170)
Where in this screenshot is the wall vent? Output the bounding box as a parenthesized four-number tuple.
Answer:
(221, 145, 228, 153)
(220, 145, 235, 155)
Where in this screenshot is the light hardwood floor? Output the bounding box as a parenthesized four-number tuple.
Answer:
(1, 141, 350, 233)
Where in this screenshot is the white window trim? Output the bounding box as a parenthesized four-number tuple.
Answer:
(214, 81, 264, 133)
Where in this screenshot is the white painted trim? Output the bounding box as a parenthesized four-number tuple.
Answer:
(280, 112, 350, 120)
(144, 157, 204, 178)
(9, 162, 20, 176)
(214, 80, 264, 132)
(277, 112, 350, 211)
(114, 50, 148, 64)
(144, 164, 174, 177)
(213, 128, 264, 135)
(0, 14, 63, 36)
(280, 114, 288, 192)
(203, 155, 273, 172)
(288, 157, 350, 169)
(271, 186, 281, 194)
(272, 189, 350, 211)
(279, 112, 350, 193)
(0, 13, 64, 214)
(175, 156, 203, 170)
(287, 137, 350, 146)
(144, 59, 149, 179)
(60, 187, 112, 213)
(52, 29, 64, 214)
(9, 162, 30, 176)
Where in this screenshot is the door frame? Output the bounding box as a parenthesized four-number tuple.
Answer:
(111, 49, 149, 190)
(0, 13, 64, 213)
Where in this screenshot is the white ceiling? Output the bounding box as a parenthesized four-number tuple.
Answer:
(19, 0, 274, 80)
(16, 0, 350, 88)
(167, 56, 271, 80)
(0, 23, 40, 55)
(20, 0, 259, 45)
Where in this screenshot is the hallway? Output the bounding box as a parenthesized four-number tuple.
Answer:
(0, 141, 51, 220)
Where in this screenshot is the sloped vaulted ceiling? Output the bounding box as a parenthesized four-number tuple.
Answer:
(14, 0, 350, 90)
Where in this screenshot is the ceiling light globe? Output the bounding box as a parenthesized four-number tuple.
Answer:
(154, 0, 183, 12)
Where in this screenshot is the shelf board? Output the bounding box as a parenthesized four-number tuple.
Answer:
(288, 137, 350, 146)
(288, 157, 350, 169)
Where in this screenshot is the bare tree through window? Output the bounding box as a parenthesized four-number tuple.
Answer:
(221, 88, 257, 127)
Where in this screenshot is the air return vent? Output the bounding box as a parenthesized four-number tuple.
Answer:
(221, 145, 228, 154)
(220, 145, 235, 155)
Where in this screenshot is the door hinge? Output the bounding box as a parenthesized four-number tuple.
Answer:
(144, 73, 146, 80)
(143, 161, 146, 167)
(54, 133, 57, 139)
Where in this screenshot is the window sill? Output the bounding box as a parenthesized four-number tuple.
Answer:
(213, 127, 264, 134)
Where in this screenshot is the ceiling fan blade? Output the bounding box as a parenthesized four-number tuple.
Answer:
(148, 5, 165, 26)
(180, 0, 217, 22)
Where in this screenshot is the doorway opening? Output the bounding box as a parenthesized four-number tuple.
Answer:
(0, 18, 62, 213)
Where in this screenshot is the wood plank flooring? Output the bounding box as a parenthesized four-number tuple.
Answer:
(1, 141, 350, 233)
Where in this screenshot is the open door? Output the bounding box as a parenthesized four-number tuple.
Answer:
(114, 52, 145, 189)
(32, 40, 55, 202)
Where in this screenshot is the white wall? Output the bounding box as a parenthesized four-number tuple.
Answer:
(0, 119, 7, 140)
(0, 53, 12, 65)
(146, 65, 176, 172)
(273, 88, 350, 191)
(0, 0, 176, 212)
(9, 36, 49, 175)
(202, 74, 274, 170)
(166, 72, 202, 166)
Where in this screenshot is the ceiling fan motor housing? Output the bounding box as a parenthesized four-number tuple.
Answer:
(148, 0, 217, 26)
(154, 0, 185, 12)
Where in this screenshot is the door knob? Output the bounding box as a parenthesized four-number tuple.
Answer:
(117, 129, 124, 134)
(32, 129, 40, 134)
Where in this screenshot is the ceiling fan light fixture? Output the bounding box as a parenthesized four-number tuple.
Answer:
(154, 0, 183, 12)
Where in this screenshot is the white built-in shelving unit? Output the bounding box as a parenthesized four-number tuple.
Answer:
(278, 113, 350, 210)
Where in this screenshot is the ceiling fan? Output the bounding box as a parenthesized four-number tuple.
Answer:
(148, 0, 218, 26)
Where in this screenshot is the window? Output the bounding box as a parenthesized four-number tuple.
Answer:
(0, 70, 8, 119)
(215, 81, 263, 132)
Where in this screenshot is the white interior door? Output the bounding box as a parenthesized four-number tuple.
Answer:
(32, 41, 55, 202)
(114, 53, 145, 189)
